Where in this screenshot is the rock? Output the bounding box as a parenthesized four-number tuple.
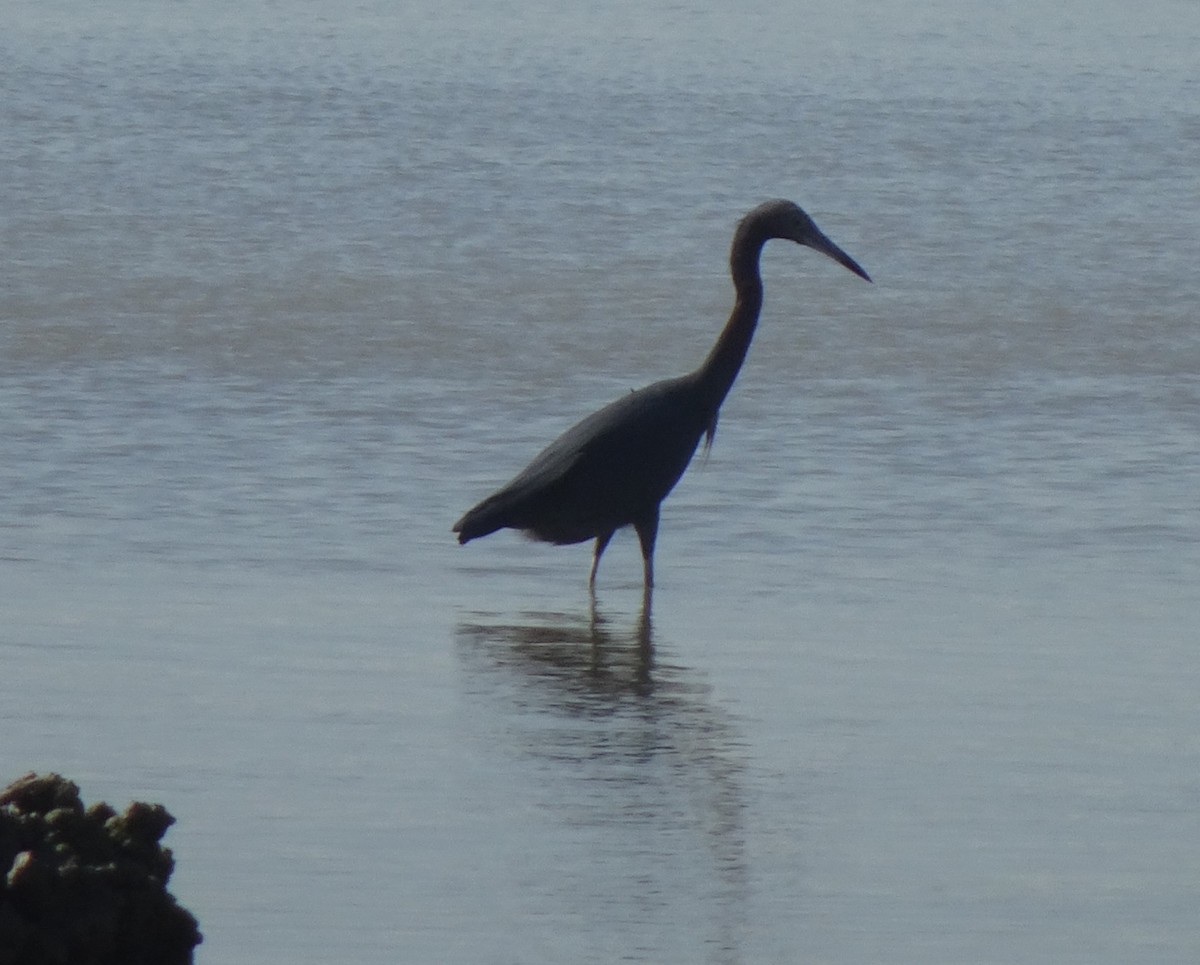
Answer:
(0, 772, 202, 965)
(0, 773, 84, 817)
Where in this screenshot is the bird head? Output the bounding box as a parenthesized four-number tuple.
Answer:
(745, 199, 871, 282)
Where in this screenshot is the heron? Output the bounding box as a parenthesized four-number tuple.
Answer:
(453, 199, 871, 588)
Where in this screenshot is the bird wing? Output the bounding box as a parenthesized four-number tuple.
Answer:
(454, 375, 708, 545)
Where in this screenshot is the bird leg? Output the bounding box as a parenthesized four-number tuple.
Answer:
(589, 530, 614, 587)
(634, 508, 660, 589)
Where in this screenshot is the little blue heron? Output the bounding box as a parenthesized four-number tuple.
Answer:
(453, 199, 871, 588)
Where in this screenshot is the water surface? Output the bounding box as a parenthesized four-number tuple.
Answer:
(3, 1, 1199, 962)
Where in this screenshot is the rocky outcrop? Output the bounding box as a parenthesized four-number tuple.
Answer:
(0, 772, 201, 965)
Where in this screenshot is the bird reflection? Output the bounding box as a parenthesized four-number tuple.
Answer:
(459, 589, 656, 706)
(455, 596, 748, 962)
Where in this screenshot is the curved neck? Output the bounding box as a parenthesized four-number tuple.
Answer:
(694, 230, 768, 413)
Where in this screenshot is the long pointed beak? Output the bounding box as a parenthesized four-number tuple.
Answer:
(809, 230, 872, 283)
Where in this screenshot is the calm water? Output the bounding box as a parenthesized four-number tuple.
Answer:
(4, 1, 1200, 962)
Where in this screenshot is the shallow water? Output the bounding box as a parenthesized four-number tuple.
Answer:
(4, 1, 1200, 962)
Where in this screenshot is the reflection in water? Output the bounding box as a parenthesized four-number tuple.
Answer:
(456, 595, 749, 964)
(461, 590, 657, 704)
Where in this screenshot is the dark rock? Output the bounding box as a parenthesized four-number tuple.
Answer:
(0, 772, 202, 965)
(0, 774, 83, 816)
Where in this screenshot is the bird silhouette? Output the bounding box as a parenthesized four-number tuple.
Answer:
(454, 199, 870, 588)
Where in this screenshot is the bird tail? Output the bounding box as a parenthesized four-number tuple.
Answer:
(452, 498, 507, 544)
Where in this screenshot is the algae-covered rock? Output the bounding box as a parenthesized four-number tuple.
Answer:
(0, 772, 202, 965)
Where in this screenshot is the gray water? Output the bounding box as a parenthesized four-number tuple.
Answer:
(4, 1, 1200, 962)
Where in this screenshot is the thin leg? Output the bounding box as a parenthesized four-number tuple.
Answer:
(589, 530, 614, 587)
(633, 507, 660, 589)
